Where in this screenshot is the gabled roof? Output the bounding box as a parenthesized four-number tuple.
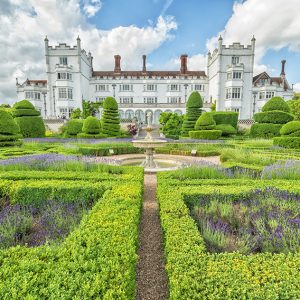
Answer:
(253, 72, 290, 91)
(252, 72, 271, 84)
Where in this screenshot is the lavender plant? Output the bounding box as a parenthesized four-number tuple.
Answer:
(262, 159, 300, 180)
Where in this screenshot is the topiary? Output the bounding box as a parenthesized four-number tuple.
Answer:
(189, 130, 222, 140)
(64, 119, 83, 137)
(215, 124, 237, 136)
(273, 137, 300, 149)
(101, 97, 120, 137)
(13, 100, 45, 138)
(251, 97, 294, 139)
(82, 116, 101, 134)
(195, 112, 216, 130)
(0, 109, 22, 146)
(262, 96, 290, 113)
(210, 112, 239, 128)
(280, 121, 300, 137)
(181, 92, 203, 136)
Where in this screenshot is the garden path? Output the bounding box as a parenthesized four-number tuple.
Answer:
(136, 174, 168, 300)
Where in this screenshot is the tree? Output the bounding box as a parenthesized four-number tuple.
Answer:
(181, 91, 203, 136)
(82, 100, 102, 119)
(210, 100, 216, 112)
(160, 112, 183, 139)
(287, 99, 300, 120)
(70, 108, 82, 119)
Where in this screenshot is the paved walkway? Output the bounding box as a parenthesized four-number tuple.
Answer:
(136, 174, 168, 300)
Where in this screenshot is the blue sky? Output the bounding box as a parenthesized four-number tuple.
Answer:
(0, 0, 300, 103)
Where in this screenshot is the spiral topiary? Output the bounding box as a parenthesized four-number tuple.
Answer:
(0, 109, 22, 146)
(181, 91, 203, 136)
(101, 97, 120, 137)
(13, 100, 45, 138)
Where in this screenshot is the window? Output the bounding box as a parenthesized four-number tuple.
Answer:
(226, 88, 232, 99)
(120, 84, 133, 92)
(232, 88, 241, 99)
(120, 97, 133, 104)
(143, 97, 157, 104)
(194, 84, 203, 91)
(59, 108, 68, 117)
(233, 72, 242, 79)
(233, 108, 240, 113)
(232, 56, 240, 65)
(169, 84, 179, 91)
(95, 96, 106, 102)
(57, 73, 72, 80)
(25, 92, 41, 100)
(59, 57, 68, 65)
(96, 84, 107, 92)
(67, 88, 73, 100)
(58, 88, 67, 99)
(167, 97, 180, 104)
(259, 92, 265, 99)
(266, 91, 274, 99)
(145, 84, 157, 91)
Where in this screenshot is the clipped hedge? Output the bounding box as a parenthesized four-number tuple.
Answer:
(254, 111, 294, 124)
(280, 121, 300, 137)
(189, 130, 222, 140)
(101, 97, 120, 137)
(64, 119, 83, 137)
(157, 174, 300, 299)
(82, 116, 101, 134)
(273, 137, 300, 149)
(0, 109, 21, 146)
(215, 124, 237, 136)
(0, 170, 143, 298)
(250, 123, 282, 138)
(210, 111, 239, 128)
(195, 112, 216, 130)
(13, 100, 45, 138)
(262, 96, 290, 113)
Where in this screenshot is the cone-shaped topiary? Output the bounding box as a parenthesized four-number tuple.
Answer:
(195, 112, 216, 130)
(181, 91, 203, 136)
(262, 97, 290, 113)
(101, 97, 120, 137)
(0, 109, 22, 146)
(251, 96, 294, 138)
(13, 100, 45, 138)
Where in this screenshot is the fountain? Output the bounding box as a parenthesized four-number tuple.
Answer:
(132, 112, 168, 170)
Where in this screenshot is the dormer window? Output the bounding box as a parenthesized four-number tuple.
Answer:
(59, 57, 68, 65)
(232, 56, 240, 65)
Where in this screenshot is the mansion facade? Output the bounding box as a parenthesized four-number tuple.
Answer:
(16, 36, 293, 124)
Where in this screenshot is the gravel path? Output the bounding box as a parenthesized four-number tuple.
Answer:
(136, 174, 168, 300)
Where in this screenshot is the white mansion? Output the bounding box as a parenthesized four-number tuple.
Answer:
(16, 36, 293, 123)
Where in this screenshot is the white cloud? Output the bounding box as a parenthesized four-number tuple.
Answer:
(83, 0, 102, 18)
(0, 0, 177, 104)
(206, 0, 300, 75)
(293, 83, 300, 93)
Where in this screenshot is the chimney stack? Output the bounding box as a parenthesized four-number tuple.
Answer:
(180, 54, 188, 74)
(142, 55, 147, 72)
(281, 59, 286, 76)
(114, 55, 121, 73)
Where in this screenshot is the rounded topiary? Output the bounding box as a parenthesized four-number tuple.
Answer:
(215, 124, 237, 136)
(189, 130, 222, 140)
(181, 92, 203, 136)
(280, 121, 300, 137)
(254, 111, 294, 124)
(0, 109, 22, 146)
(262, 97, 290, 113)
(82, 116, 100, 134)
(64, 119, 83, 137)
(250, 123, 282, 138)
(210, 112, 239, 128)
(13, 100, 45, 138)
(101, 97, 120, 137)
(195, 112, 216, 130)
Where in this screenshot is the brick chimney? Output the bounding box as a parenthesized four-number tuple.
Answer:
(142, 55, 147, 72)
(280, 59, 286, 76)
(114, 55, 121, 73)
(180, 54, 188, 74)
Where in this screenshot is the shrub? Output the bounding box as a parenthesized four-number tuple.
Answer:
(13, 100, 45, 138)
(287, 99, 300, 120)
(195, 112, 216, 130)
(64, 119, 83, 137)
(189, 130, 222, 140)
(216, 124, 237, 136)
(101, 97, 120, 136)
(181, 91, 203, 136)
(210, 112, 239, 128)
(77, 132, 107, 139)
(254, 111, 294, 124)
(250, 123, 282, 138)
(273, 137, 300, 149)
(262, 96, 290, 113)
(0, 110, 21, 147)
(82, 116, 100, 134)
(280, 121, 300, 136)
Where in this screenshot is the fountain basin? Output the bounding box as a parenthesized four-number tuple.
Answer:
(132, 139, 167, 148)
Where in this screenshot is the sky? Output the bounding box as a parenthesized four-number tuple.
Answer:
(1, 0, 300, 104)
